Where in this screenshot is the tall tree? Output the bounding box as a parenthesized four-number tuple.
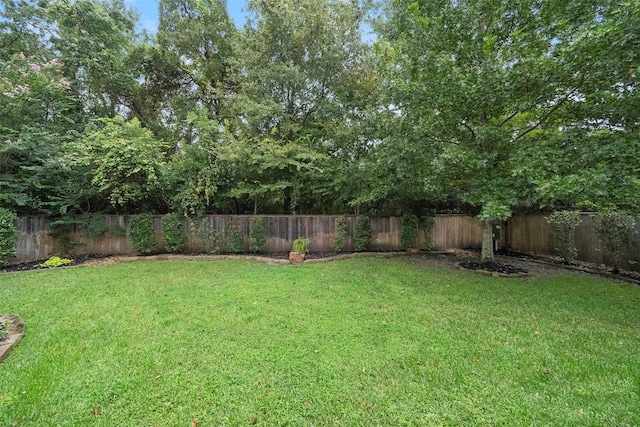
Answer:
(230, 0, 377, 213)
(0, 1, 81, 215)
(376, 0, 637, 261)
(46, 0, 140, 119)
(157, 0, 238, 144)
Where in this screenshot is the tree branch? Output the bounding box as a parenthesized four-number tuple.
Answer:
(499, 111, 518, 128)
(514, 74, 585, 141)
(461, 121, 476, 142)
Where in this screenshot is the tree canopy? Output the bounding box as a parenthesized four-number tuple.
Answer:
(0, 0, 637, 245)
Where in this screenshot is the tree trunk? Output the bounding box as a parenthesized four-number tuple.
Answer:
(481, 220, 494, 263)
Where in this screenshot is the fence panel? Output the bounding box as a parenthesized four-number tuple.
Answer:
(433, 215, 483, 250)
(15, 213, 638, 271)
(506, 213, 640, 271)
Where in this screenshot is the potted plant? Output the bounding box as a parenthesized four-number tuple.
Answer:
(289, 238, 310, 264)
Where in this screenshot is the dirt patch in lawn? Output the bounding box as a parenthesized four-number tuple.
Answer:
(0, 315, 25, 363)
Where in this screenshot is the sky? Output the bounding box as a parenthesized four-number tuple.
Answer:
(126, 0, 251, 33)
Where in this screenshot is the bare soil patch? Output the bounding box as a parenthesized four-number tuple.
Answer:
(0, 315, 25, 363)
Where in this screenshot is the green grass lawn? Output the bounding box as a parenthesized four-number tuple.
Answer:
(0, 258, 639, 426)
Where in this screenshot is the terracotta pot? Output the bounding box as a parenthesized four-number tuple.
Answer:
(289, 251, 305, 264)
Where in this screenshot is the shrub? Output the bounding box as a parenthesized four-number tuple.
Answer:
(225, 221, 243, 253)
(334, 216, 347, 253)
(546, 210, 581, 262)
(400, 213, 419, 249)
(188, 217, 223, 254)
(420, 215, 435, 250)
(292, 238, 310, 254)
(593, 211, 635, 272)
(0, 208, 18, 265)
(354, 216, 371, 252)
(85, 215, 109, 238)
(49, 218, 85, 256)
(129, 214, 157, 255)
(162, 213, 188, 253)
(40, 256, 72, 268)
(85, 215, 125, 238)
(249, 217, 267, 253)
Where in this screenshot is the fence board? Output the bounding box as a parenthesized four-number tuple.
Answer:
(433, 215, 483, 250)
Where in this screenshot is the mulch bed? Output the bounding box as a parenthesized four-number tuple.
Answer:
(458, 260, 528, 275)
(497, 250, 640, 284)
(0, 251, 349, 273)
(2, 250, 640, 284)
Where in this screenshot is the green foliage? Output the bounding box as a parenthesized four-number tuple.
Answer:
(162, 213, 188, 253)
(376, 0, 640, 256)
(420, 215, 435, 250)
(249, 217, 267, 253)
(400, 213, 419, 249)
(354, 216, 371, 252)
(0, 208, 19, 265)
(85, 215, 109, 238)
(73, 117, 167, 211)
(593, 211, 636, 271)
(129, 214, 157, 255)
(188, 217, 223, 254)
(333, 216, 347, 253)
(225, 221, 244, 253)
(39, 256, 72, 268)
(48, 219, 84, 256)
(3, 0, 639, 227)
(84, 215, 125, 238)
(478, 203, 512, 222)
(546, 211, 582, 262)
(292, 238, 310, 254)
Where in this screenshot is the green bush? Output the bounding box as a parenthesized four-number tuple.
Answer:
(40, 256, 72, 268)
(546, 210, 581, 262)
(162, 213, 188, 253)
(292, 238, 310, 254)
(85, 215, 125, 238)
(400, 213, 419, 249)
(188, 217, 223, 254)
(593, 211, 635, 271)
(334, 216, 347, 253)
(129, 214, 157, 255)
(249, 217, 267, 253)
(0, 208, 18, 265)
(85, 215, 109, 238)
(49, 218, 85, 256)
(225, 221, 243, 253)
(354, 216, 371, 252)
(420, 215, 435, 250)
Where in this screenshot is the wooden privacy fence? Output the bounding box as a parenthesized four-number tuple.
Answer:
(14, 214, 482, 262)
(14, 213, 640, 271)
(505, 213, 640, 271)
